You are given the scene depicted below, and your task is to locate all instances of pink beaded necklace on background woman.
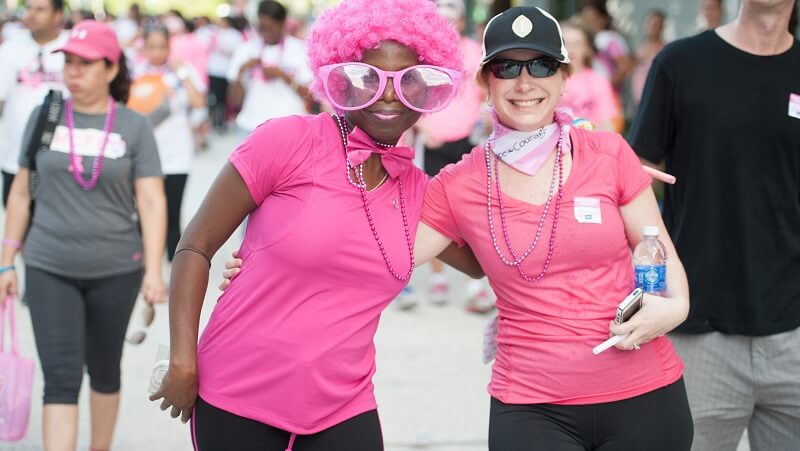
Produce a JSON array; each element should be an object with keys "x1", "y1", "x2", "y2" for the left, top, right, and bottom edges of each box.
[{"x1": 65, "y1": 95, "x2": 116, "y2": 191}]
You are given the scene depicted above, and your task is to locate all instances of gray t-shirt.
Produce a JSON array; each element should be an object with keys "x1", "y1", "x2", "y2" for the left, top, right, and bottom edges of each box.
[{"x1": 20, "y1": 103, "x2": 162, "y2": 278}]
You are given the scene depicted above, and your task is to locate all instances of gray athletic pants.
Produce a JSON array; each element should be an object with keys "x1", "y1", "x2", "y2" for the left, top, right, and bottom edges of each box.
[{"x1": 25, "y1": 266, "x2": 143, "y2": 404}]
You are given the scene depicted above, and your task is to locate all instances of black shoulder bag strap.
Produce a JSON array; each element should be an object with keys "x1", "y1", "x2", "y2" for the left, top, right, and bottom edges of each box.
[{"x1": 26, "y1": 89, "x2": 64, "y2": 217}]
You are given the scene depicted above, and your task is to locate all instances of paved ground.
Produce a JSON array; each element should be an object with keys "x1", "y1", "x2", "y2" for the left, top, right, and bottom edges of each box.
[{"x1": 2, "y1": 130, "x2": 749, "y2": 450}]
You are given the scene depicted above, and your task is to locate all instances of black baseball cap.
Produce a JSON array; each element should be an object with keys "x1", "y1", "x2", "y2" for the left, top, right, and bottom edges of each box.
[{"x1": 481, "y1": 7, "x2": 571, "y2": 65}]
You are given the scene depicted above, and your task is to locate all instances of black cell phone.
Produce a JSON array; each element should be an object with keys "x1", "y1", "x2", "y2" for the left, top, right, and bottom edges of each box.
[{"x1": 615, "y1": 288, "x2": 644, "y2": 324}]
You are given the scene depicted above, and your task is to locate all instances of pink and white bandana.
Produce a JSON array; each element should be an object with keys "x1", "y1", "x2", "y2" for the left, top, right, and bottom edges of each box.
[{"x1": 487, "y1": 109, "x2": 572, "y2": 176}]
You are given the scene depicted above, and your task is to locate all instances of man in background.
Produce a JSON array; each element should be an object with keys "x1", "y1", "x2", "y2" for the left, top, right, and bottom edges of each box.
[
  {"x1": 0, "y1": 0, "x2": 67, "y2": 206},
  {"x1": 226, "y1": 0, "x2": 311, "y2": 135},
  {"x1": 629, "y1": 1, "x2": 800, "y2": 449}
]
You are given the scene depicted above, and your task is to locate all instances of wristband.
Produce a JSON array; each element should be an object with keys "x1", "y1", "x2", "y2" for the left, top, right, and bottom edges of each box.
[
  {"x1": 2, "y1": 239, "x2": 22, "y2": 250},
  {"x1": 0, "y1": 265, "x2": 15, "y2": 274},
  {"x1": 174, "y1": 246, "x2": 212, "y2": 267}
]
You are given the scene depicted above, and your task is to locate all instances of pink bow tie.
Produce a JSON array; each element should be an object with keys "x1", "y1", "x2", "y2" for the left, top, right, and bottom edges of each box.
[{"x1": 346, "y1": 127, "x2": 414, "y2": 179}]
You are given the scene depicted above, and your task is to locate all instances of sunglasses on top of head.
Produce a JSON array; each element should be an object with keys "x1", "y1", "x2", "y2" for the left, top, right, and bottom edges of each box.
[{"x1": 486, "y1": 57, "x2": 561, "y2": 80}]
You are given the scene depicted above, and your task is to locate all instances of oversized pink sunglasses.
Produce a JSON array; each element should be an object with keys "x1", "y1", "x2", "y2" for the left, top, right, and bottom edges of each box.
[{"x1": 318, "y1": 62, "x2": 463, "y2": 113}]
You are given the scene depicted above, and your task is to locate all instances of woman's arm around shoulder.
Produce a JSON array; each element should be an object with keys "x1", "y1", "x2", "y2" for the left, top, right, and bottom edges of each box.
[
  {"x1": 415, "y1": 162, "x2": 484, "y2": 278},
  {"x1": 415, "y1": 223, "x2": 484, "y2": 279}
]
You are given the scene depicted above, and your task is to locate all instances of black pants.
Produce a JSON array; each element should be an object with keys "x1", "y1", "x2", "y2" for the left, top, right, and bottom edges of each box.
[
  {"x1": 3, "y1": 170, "x2": 15, "y2": 207},
  {"x1": 165, "y1": 174, "x2": 188, "y2": 261},
  {"x1": 25, "y1": 266, "x2": 143, "y2": 404},
  {"x1": 208, "y1": 75, "x2": 229, "y2": 129},
  {"x1": 489, "y1": 378, "x2": 693, "y2": 451},
  {"x1": 423, "y1": 136, "x2": 474, "y2": 176},
  {"x1": 192, "y1": 397, "x2": 384, "y2": 451}
]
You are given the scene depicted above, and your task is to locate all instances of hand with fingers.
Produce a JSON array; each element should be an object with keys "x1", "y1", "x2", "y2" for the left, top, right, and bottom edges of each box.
[
  {"x1": 149, "y1": 364, "x2": 198, "y2": 423},
  {"x1": 609, "y1": 293, "x2": 688, "y2": 351},
  {"x1": 239, "y1": 58, "x2": 261, "y2": 78},
  {"x1": 218, "y1": 250, "x2": 243, "y2": 291},
  {"x1": 141, "y1": 270, "x2": 167, "y2": 304},
  {"x1": 262, "y1": 65, "x2": 288, "y2": 82},
  {"x1": 0, "y1": 267, "x2": 18, "y2": 305}
]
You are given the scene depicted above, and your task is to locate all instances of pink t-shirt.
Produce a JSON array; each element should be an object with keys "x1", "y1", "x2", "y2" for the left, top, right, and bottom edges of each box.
[
  {"x1": 197, "y1": 114, "x2": 427, "y2": 434},
  {"x1": 169, "y1": 33, "x2": 209, "y2": 89},
  {"x1": 417, "y1": 36, "x2": 484, "y2": 142},
  {"x1": 559, "y1": 68, "x2": 620, "y2": 126},
  {"x1": 421, "y1": 128, "x2": 684, "y2": 405}
]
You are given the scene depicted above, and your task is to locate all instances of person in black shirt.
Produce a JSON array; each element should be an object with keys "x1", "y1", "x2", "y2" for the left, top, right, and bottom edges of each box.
[{"x1": 628, "y1": 0, "x2": 800, "y2": 449}]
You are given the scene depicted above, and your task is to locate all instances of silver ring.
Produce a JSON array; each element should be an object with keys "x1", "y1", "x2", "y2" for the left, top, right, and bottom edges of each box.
[{"x1": 633, "y1": 343, "x2": 641, "y2": 350}]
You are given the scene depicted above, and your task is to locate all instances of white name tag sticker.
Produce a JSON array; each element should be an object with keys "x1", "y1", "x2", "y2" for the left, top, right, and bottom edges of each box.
[
  {"x1": 790, "y1": 93, "x2": 800, "y2": 120},
  {"x1": 574, "y1": 196, "x2": 602, "y2": 224}
]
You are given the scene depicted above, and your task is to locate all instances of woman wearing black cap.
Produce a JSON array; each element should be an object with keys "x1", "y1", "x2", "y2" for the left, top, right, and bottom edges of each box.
[{"x1": 416, "y1": 7, "x2": 693, "y2": 450}]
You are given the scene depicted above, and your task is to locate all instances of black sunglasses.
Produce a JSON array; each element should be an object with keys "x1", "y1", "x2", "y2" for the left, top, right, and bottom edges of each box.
[{"x1": 486, "y1": 57, "x2": 561, "y2": 80}]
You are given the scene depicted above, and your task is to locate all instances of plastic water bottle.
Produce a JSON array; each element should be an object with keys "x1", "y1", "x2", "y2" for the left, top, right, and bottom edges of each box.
[
  {"x1": 633, "y1": 226, "x2": 667, "y2": 296},
  {"x1": 148, "y1": 344, "x2": 170, "y2": 394}
]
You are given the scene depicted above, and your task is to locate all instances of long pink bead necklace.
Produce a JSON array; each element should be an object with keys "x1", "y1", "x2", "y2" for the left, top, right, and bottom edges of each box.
[
  {"x1": 333, "y1": 114, "x2": 415, "y2": 281},
  {"x1": 485, "y1": 124, "x2": 566, "y2": 282},
  {"x1": 65, "y1": 96, "x2": 116, "y2": 190}
]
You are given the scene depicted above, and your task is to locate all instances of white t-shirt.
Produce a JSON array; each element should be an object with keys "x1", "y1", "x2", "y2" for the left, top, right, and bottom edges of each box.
[
  {"x1": 114, "y1": 18, "x2": 138, "y2": 46},
  {"x1": 194, "y1": 24, "x2": 213, "y2": 49},
  {"x1": 226, "y1": 36, "x2": 312, "y2": 132},
  {"x1": 0, "y1": 31, "x2": 68, "y2": 173},
  {"x1": 208, "y1": 27, "x2": 244, "y2": 78},
  {"x1": 1, "y1": 21, "x2": 26, "y2": 42},
  {"x1": 132, "y1": 63, "x2": 207, "y2": 174}
]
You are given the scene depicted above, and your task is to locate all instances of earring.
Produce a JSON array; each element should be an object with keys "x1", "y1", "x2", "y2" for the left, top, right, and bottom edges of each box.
[{"x1": 487, "y1": 97, "x2": 492, "y2": 107}]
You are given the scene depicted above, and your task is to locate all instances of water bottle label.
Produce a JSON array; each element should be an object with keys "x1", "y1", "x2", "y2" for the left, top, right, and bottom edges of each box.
[{"x1": 635, "y1": 264, "x2": 666, "y2": 293}]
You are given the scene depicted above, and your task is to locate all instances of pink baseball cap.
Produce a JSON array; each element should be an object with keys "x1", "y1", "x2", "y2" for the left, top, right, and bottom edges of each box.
[{"x1": 53, "y1": 20, "x2": 122, "y2": 63}]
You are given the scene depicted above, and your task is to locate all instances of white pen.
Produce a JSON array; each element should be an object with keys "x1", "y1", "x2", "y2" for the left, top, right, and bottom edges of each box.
[{"x1": 592, "y1": 333, "x2": 629, "y2": 355}]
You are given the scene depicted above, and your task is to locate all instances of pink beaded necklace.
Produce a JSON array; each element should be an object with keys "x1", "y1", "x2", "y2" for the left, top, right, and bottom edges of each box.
[
  {"x1": 333, "y1": 114, "x2": 415, "y2": 281},
  {"x1": 65, "y1": 96, "x2": 116, "y2": 190},
  {"x1": 485, "y1": 123, "x2": 567, "y2": 282}
]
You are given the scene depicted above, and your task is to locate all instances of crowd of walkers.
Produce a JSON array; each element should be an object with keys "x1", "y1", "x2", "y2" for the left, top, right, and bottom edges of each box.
[{"x1": 0, "y1": 0, "x2": 798, "y2": 450}]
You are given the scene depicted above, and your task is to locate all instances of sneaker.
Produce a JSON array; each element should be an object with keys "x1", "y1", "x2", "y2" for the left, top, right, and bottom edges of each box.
[
  {"x1": 394, "y1": 286, "x2": 419, "y2": 310},
  {"x1": 466, "y1": 289, "x2": 495, "y2": 315},
  {"x1": 429, "y1": 281, "x2": 448, "y2": 306}
]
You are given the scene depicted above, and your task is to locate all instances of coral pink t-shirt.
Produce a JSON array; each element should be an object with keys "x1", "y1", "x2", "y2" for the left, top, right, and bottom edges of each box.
[
  {"x1": 197, "y1": 114, "x2": 427, "y2": 434},
  {"x1": 559, "y1": 68, "x2": 621, "y2": 126},
  {"x1": 421, "y1": 128, "x2": 684, "y2": 405}
]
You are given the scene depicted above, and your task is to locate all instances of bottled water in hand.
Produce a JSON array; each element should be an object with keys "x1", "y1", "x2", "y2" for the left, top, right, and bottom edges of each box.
[{"x1": 633, "y1": 226, "x2": 667, "y2": 296}]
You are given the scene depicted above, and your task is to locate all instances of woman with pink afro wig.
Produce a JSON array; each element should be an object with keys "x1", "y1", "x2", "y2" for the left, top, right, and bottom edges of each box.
[
  {"x1": 151, "y1": 0, "x2": 481, "y2": 450},
  {"x1": 306, "y1": 0, "x2": 464, "y2": 101}
]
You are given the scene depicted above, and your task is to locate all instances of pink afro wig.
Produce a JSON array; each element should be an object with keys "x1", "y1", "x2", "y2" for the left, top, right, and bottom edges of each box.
[{"x1": 307, "y1": 0, "x2": 464, "y2": 101}]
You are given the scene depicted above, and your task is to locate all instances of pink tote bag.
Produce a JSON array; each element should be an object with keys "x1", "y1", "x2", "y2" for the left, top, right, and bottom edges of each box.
[{"x1": 0, "y1": 296, "x2": 34, "y2": 441}]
